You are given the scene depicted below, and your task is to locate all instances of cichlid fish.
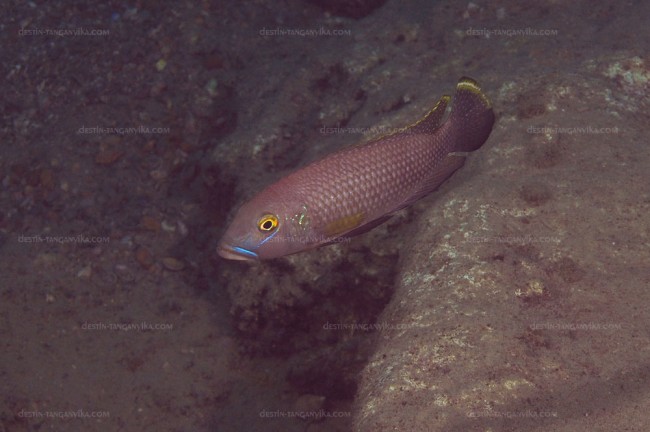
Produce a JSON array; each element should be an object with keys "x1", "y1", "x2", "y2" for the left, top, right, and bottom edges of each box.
[{"x1": 218, "y1": 77, "x2": 495, "y2": 260}]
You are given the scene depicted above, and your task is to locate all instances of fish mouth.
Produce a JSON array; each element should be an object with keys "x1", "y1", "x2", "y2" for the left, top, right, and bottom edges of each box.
[{"x1": 217, "y1": 243, "x2": 259, "y2": 261}]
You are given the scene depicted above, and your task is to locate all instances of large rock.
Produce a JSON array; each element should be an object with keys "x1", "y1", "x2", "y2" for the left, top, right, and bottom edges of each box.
[{"x1": 354, "y1": 64, "x2": 650, "y2": 431}]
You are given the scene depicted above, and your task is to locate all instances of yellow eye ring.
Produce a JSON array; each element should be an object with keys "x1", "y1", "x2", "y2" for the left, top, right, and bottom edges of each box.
[{"x1": 258, "y1": 214, "x2": 279, "y2": 232}]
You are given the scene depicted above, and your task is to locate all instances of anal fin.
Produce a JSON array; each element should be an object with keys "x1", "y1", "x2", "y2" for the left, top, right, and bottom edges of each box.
[
  {"x1": 339, "y1": 214, "x2": 393, "y2": 239},
  {"x1": 319, "y1": 214, "x2": 394, "y2": 247}
]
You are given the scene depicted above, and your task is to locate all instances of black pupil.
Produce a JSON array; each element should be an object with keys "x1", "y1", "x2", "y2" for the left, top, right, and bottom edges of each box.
[{"x1": 262, "y1": 220, "x2": 274, "y2": 230}]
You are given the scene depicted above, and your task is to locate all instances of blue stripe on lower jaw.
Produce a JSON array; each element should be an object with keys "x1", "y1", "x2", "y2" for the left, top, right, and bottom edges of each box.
[
  {"x1": 217, "y1": 243, "x2": 259, "y2": 261},
  {"x1": 232, "y1": 247, "x2": 259, "y2": 259}
]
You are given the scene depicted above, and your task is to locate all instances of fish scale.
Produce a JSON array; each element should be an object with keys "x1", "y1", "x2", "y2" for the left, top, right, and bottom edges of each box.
[
  {"x1": 291, "y1": 134, "x2": 440, "y2": 233},
  {"x1": 218, "y1": 77, "x2": 495, "y2": 260}
]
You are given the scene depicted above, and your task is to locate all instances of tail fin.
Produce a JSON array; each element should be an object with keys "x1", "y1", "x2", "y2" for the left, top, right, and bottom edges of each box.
[
  {"x1": 386, "y1": 77, "x2": 494, "y2": 212},
  {"x1": 447, "y1": 77, "x2": 495, "y2": 152}
]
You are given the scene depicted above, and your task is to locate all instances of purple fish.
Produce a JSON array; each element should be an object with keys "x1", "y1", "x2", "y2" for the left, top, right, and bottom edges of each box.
[{"x1": 218, "y1": 77, "x2": 495, "y2": 260}]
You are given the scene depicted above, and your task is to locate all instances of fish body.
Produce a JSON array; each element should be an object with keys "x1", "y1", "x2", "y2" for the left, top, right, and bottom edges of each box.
[{"x1": 218, "y1": 77, "x2": 495, "y2": 260}]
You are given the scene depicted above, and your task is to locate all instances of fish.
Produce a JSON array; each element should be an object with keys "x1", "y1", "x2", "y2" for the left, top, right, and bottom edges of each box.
[{"x1": 218, "y1": 77, "x2": 495, "y2": 261}]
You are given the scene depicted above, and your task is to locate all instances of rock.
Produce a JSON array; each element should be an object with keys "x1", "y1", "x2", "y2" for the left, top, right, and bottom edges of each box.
[{"x1": 353, "y1": 71, "x2": 649, "y2": 431}]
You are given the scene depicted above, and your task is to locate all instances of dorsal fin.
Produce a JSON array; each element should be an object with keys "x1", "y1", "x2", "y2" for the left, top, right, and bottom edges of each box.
[
  {"x1": 361, "y1": 94, "x2": 451, "y2": 145},
  {"x1": 403, "y1": 94, "x2": 451, "y2": 135}
]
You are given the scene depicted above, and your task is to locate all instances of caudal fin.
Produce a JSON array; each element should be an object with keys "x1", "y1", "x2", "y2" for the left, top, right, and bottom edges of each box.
[
  {"x1": 392, "y1": 77, "x2": 495, "y2": 210},
  {"x1": 447, "y1": 77, "x2": 495, "y2": 152}
]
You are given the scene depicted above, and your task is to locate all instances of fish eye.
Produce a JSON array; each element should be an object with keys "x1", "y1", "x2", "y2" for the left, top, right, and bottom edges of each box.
[{"x1": 258, "y1": 214, "x2": 279, "y2": 232}]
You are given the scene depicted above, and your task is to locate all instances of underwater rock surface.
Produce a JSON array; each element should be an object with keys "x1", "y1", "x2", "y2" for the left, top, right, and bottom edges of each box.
[
  {"x1": 2, "y1": 0, "x2": 649, "y2": 430},
  {"x1": 354, "y1": 69, "x2": 650, "y2": 431}
]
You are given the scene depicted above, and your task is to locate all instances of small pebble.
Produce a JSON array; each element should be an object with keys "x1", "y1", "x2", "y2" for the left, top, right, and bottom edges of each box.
[
  {"x1": 95, "y1": 150, "x2": 124, "y2": 165},
  {"x1": 177, "y1": 220, "x2": 188, "y2": 237},
  {"x1": 135, "y1": 247, "x2": 154, "y2": 269},
  {"x1": 140, "y1": 215, "x2": 161, "y2": 231},
  {"x1": 149, "y1": 169, "x2": 167, "y2": 180},
  {"x1": 39, "y1": 169, "x2": 55, "y2": 190},
  {"x1": 161, "y1": 257, "x2": 185, "y2": 271},
  {"x1": 161, "y1": 220, "x2": 176, "y2": 233},
  {"x1": 77, "y1": 265, "x2": 92, "y2": 279}
]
